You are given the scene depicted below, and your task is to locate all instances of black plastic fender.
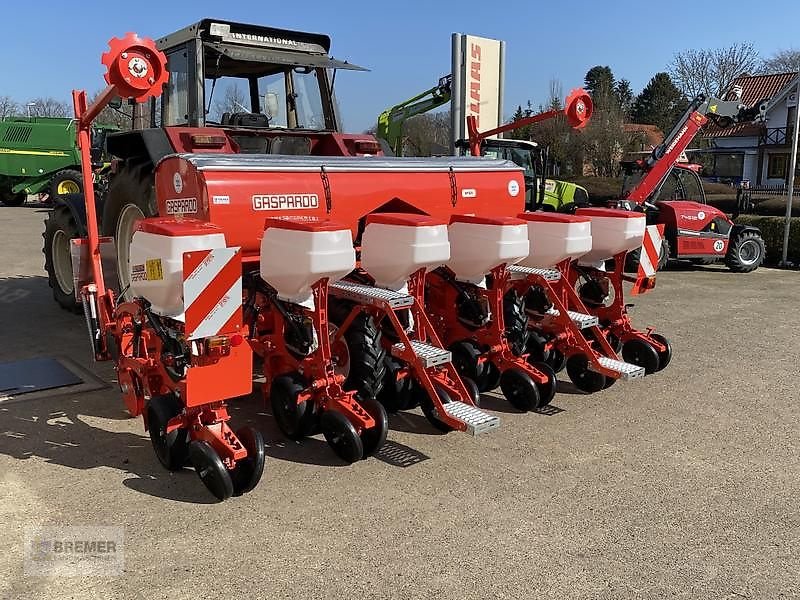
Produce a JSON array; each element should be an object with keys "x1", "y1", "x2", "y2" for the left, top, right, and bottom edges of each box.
[{"x1": 730, "y1": 223, "x2": 762, "y2": 238}]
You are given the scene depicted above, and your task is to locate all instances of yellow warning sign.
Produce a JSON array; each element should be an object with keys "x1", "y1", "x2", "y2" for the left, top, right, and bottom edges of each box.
[{"x1": 145, "y1": 259, "x2": 164, "y2": 281}]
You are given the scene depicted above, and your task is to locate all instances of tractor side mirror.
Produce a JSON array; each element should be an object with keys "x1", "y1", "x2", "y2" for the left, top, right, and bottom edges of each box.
[
  {"x1": 108, "y1": 96, "x2": 123, "y2": 110},
  {"x1": 264, "y1": 93, "x2": 280, "y2": 119}
]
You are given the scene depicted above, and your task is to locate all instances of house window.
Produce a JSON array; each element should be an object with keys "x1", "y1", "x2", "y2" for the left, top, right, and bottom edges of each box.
[
  {"x1": 712, "y1": 153, "x2": 744, "y2": 179},
  {"x1": 768, "y1": 154, "x2": 789, "y2": 179}
]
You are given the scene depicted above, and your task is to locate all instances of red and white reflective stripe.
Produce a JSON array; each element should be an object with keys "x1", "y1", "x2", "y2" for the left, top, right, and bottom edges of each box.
[
  {"x1": 183, "y1": 247, "x2": 242, "y2": 340},
  {"x1": 637, "y1": 225, "x2": 663, "y2": 279}
]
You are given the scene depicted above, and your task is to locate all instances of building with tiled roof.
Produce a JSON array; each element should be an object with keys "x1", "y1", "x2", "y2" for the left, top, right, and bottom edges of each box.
[{"x1": 702, "y1": 72, "x2": 799, "y2": 185}]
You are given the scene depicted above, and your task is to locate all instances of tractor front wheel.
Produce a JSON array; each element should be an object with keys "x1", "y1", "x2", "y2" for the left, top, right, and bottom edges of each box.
[
  {"x1": 725, "y1": 230, "x2": 765, "y2": 273},
  {"x1": 42, "y1": 206, "x2": 81, "y2": 313}
]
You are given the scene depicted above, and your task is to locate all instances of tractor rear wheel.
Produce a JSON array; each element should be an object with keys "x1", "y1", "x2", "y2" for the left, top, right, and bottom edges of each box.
[
  {"x1": 42, "y1": 206, "x2": 81, "y2": 313},
  {"x1": 329, "y1": 302, "x2": 387, "y2": 402},
  {"x1": 102, "y1": 166, "x2": 157, "y2": 294},
  {"x1": 725, "y1": 230, "x2": 765, "y2": 273},
  {"x1": 503, "y1": 289, "x2": 530, "y2": 356},
  {"x1": 50, "y1": 169, "x2": 83, "y2": 199}
]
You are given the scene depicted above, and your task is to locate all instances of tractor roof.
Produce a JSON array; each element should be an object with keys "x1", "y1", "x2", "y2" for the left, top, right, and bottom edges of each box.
[{"x1": 155, "y1": 19, "x2": 366, "y2": 73}]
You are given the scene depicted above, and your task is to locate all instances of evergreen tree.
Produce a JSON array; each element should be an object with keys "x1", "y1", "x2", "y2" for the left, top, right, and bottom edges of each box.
[
  {"x1": 631, "y1": 73, "x2": 688, "y2": 134},
  {"x1": 614, "y1": 78, "x2": 634, "y2": 118},
  {"x1": 584, "y1": 66, "x2": 615, "y2": 100}
]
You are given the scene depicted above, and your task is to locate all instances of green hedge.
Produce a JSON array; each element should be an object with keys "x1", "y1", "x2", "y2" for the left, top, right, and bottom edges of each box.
[{"x1": 735, "y1": 215, "x2": 800, "y2": 263}]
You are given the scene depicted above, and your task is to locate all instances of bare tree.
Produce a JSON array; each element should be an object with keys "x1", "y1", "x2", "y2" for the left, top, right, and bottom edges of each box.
[
  {"x1": 27, "y1": 97, "x2": 70, "y2": 117},
  {"x1": 670, "y1": 43, "x2": 760, "y2": 98},
  {"x1": 403, "y1": 111, "x2": 451, "y2": 156},
  {"x1": 211, "y1": 83, "x2": 249, "y2": 122},
  {"x1": 0, "y1": 96, "x2": 18, "y2": 119},
  {"x1": 760, "y1": 49, "x2": 800, "y2": 74}
]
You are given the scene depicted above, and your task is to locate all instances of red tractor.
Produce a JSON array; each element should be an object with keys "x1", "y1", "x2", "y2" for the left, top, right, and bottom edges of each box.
[
  {"x1": 44, "y1": 19, "x2": 380, "y2": 312},
  {"x1": 614, "y1": 93, "x2": 769, "y2": 273}
]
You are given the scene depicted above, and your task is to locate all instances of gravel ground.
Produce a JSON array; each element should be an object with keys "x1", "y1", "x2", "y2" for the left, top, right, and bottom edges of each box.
[{"x1": 0, "y1": 204, "x2": 798, "y2": 599}]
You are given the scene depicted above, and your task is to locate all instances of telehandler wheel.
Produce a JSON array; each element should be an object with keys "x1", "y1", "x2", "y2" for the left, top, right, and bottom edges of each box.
[
  {"x1": 419, "y1": 384, "x2": 455, "y2": 433},
  {"x1": 102, "y1": 166, "x2": 157, "y2": 295},
  {"x1": 146, "y1": 394, "x2": 190, "y2": 471},
  {"x1": 358, "y1": 398, "x2": 389, "y2": 458},
  {"x1": 725, "y1": 230, "x2": 765, "y2": 273},
  {"x1": 270, "y1": 374, "x2": 317, "y2": 441},
  {"x1": 621, "y1": 338, "x2": 660, "y2": 375},
  {"x1": 329, "y1": 303, "x2": 387, "y2": 402},
  {"x1": 529, "y1": 361, "x2": 557, "y2": 406},
  {"x1": 648, "y1": 333, "x2": 673, "y2": 372},
  {"x1": 499, "y1": 368, "x2": 541, "y2": 411},
  {"x1": 565, "y1": 354, "x2": 606, "y2": 394},
  {"x1": 188, "y1": 440, "x2": 234, "y2": 502},
  {"x1": 42, "y1": 206, "x2": 81, "y2": 313},
  {"x1": 50, "y1": 169, "x2": 83, "y2": 198},
  {"x1": 462, "y1": 376, "x2": 482, "y2": 408},
  {"x1": 320, "y1": 410, "x2": 364, "y2": 463},
  {"x1": 503, "y1": 289, "x2": 530, "y2": 356},
  {"x1": 230, "y1": 426, "x2": 266, "y2": 496},
  {"x1": 377, "y1": 357, "x2": 415, "y2": 413}
]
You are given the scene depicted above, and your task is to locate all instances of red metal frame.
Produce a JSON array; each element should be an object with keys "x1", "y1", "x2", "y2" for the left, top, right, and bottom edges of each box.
[
  {"x1": 332, "y1": 269, "x2": 477, "y2": 432},
  {"x1": 467, "y1": 89, "x2": 593, "y2": 156}
]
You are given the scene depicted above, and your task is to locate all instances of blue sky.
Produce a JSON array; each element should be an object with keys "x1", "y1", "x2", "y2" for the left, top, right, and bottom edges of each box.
[{"x1": 2, "y1": 0, "x2": 798, "y2": 131}]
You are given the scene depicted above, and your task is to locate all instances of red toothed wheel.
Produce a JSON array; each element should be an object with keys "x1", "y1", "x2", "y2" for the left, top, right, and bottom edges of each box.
[
  {"x1": 101, "y1": 32, "x2": 168, "y2": 102},
  {"x1": 564, "y1": 88, "x2": 593, "y2": 129}
]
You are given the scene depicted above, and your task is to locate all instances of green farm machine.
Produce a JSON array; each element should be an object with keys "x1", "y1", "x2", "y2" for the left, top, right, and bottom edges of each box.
[{"x1": 0, "y1": 116, "x2": 115, "y2": 206}]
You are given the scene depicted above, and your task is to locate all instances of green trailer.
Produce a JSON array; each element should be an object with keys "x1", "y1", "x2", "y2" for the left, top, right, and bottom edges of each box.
[{"x1": 0, "y1": 116, "x2": 115, "y2": 206}]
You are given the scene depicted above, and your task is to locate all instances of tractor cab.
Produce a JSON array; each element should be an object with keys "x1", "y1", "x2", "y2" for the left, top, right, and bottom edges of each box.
[
  {"x1": 621, "y1": 161, "x2": 707, "y2": 207},
  {"x1": 107, "y1": 19, "x2": 378, "y2": 163},
  {"x1": 480, "y1": 138, "x2": 589, "y2": 212}
]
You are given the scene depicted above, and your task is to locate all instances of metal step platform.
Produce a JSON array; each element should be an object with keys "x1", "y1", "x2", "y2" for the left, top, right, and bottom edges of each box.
[
  {"x1": 545, "y1": 307, "x2": 599, "y2": 329},
  {"x1": 442, "y1": 401, "x2": 501, "y2": 435},
  {"x1": 507, "y1": 265, "x2": 561, "y2": 281},
  {"x1": 590, "y1": 357, "x2": 646, "y2": 380},
  {"x1": 330, "y1": 280, "x2": 414, "y2": 309},
  {"x1": 391, "y1": 340, "x2": 451, "y2": 368}
]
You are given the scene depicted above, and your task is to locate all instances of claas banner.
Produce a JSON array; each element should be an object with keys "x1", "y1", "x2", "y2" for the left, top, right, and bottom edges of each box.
[{"x1": 450, "y1": 33, "x2": 505, "y2": 152}]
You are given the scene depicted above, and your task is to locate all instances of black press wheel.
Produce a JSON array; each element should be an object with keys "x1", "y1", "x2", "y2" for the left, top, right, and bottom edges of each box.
[
  {"x1": 527, "y1": 330, "x2": 566, "y2": 373},
  {"x1": 529, "y1": 361, "x2": 557, "y2": 406},
  {"x1": 419, "y1": 384, "x2": 455, "y2": 433},
  {"x1": 320, "y1": 410, "x2": 364, "y2": 463},
  {"x1": 230, "y1": 426, "x2": 266, "y2": 496},
  {"x1": 621, "y1": 338, "x2": 660, "y2": 375},
  {"x1": 357, "y1": 397, "x2": 389, "y2": 457},
  {"x1": 188, "y1": 440, "x2": 234, "y2": 502},
  {"x1": 461, "y1": 376, "x2": 481, "y2": 407},
  {"x1": 648, "y1": 333, "x2": 672, "y2": 372},
  {"x1": 725, "y1": 230, "x2": 765, "y2": 273},
  {"x1": 270, "y1": 374, "x2": 317, "y2": 440},
  {"x1": 146, "y1": 394, "x2": 190, "y2": 471},
  {"x1": 377, "y1": 357, "x2": 415, "y2": 413},
  {"x1": 499, "y1": 368, "x2": 541, "y2": 411},
  {"x1": 565, "y1": 354, "x2": 606, "y2": 393},
  {"x1": 42, "y1": 205, "x2": 82, "y2": 313},
  {"x1": 450, "y1": 341, "x2": 484, "y2": 383}
]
